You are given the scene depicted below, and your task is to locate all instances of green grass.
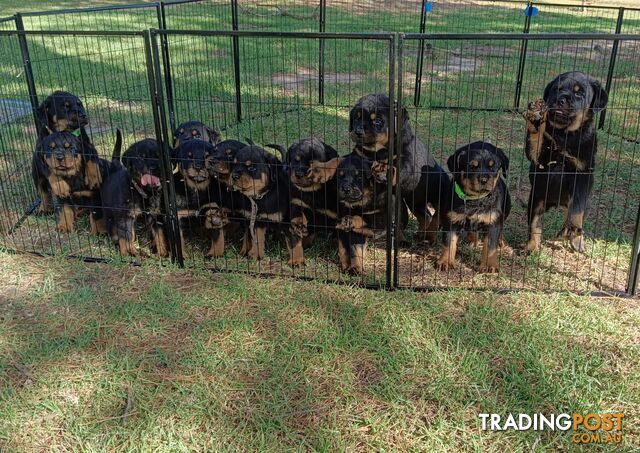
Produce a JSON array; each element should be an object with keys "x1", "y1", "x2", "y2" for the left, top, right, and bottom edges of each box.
[{"x1": 0, "y1": 250, "x2": 638, "y2": 451}]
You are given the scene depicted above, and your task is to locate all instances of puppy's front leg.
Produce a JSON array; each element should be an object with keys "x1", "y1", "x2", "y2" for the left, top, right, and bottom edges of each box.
[
  {"x1": 436, "y1": 228, "x2": 459, "y2": 271},
  {"x1": 479, "y1": 226, "x2": 501, "y2": 273}
]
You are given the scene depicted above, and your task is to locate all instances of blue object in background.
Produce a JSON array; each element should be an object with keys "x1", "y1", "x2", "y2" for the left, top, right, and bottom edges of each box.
[
  {"x1": 424, "y1": 2, "x2": 433, "y2": 13},
  {"x1": 525, "y1": 6, "x2": 539, "y2": 17}
]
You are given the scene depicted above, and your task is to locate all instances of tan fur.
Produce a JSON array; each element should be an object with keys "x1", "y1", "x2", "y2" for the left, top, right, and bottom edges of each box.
[
  {"x1": 38, "y1": 188, "x2": 54, "y2": 214},
  {"x1": 47, "y1": 175, "x2": 72, "y2": 199},
  {"x1": 52, "y1": 116, "x2": 69, "y2": 132},
  {"x1": 89, "y1": 214, "x2": 107, "y2": 235},
  {"x1": 290, "y1": 198, "x2": 311, "y2": 209},
  {"x1": 336, "y1": 215, "x2": 374, "y2": 238},
  {"x1": 437, "y1": 232, "x2": 459, "y2": 271},
  {"x1": 308, "y1": 157, "x2": 342, "y2": 184},
  {"x1": 316, "y1": 209, "x2": 337, "y2": 219},
  {"x1": 182, "y1": 166, "x2": 212, "y2": 191},
  {"x1": 349, "y1": 243, "x2": 366, "y2": 275},
  {"x1": 84, "y1": 160, "x2": 102, "y2": 189},
  {"x1": 287, "y1": 239, "x2": 305, "y2": 268},
  {"x1": 523, "y1": 98, "x2": 548, "y2": 165},
  {"x1": 234, "y1": 172, "x2": 267, "y2": 197},
  {"x1": 479, "y1": 236, "x2": 499, "y2": 273},
  {"x1": 118, "y1": 235, "x2": 138, "y2": 257},
  {"x1": 239, "y1": 229, "x2": 252, "y2": 256},
  {"x1": 57, "y1": 204, "x2": 76, "y2": 233},
  {"x1": 247, "y1": 226, "x2": 266, "y2": 260},
  {"x1": 447, "y1": 209, "x2": 501, "y2": 226},
  {"x1": 152, "y1": 228, "x2": 169, "y2": 257},
  {"x1": 338, "y1": 239, "x2": 350, "y2": 272},
  {"x1": 290, "y1": 213, "x2": 308, "y2": 238},
  {"x1": 207, "y1": 230, "x2": 225, "y2": 258}
]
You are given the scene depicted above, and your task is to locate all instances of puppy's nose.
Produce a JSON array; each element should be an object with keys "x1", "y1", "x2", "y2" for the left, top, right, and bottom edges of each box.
[
  {"x1": 354, "y1": 128, "x2": 364, "y2": 137},
  {"x1": 480, "y1": 176, "x2": 489, "y2": 184},
  {"x1": 231, "y1": 173, "x2": 241, "y2": 181},
  {"x1": 55, "y1": 153, "x2": 65, "y2": 161},
  {"x1": 194, "y1": 161, "x2": 203, "y2": 170},
  {"x1": 295, "y1": 168, "x2": 306, "y2": 178}
]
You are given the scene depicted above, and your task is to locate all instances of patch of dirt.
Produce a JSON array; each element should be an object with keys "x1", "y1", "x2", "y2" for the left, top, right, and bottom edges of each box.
[
  {"x1": 427, "y1": 55, "x2": 481, "y2": 78},
  {"x1": 272, "y1": 67, "x2": 364, "y2": 92}
]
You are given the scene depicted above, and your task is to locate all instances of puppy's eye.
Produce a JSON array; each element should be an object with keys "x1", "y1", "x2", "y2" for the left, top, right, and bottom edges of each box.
[
  {"x1": 49, "y1": 142, "x2": 56, "y2": 149},
  {"x1": 354, "y1": 170, "x2": 359, "y2": 176},
  {"x1": 373, "y1": 118, "x2": 383, "y2": 128},
  {"x1": 64, "y1": 142, "x2": 71, "y2": 149},
  {"x1": 471, "y1": 160, "x2": 479, "y2": 168},
  {"x1": 188, "y1": 152, "x2": 193, "y2": 158},
  {"x1": 204, "y1": 152, "x2": 210, "y2": 158},
  {"x1": 64, "y1": 102, "x2": 70, "y2": 108},
  {"x1": 179, "y1": 128, "x2": 184, "y2": 134},
  {"x1": 248, "y1": 166, "x2": 256, "y2": 172},
  {"x1": 226, "y1": 149, "x2": 232, "y2": 155},
  {"x1": 339, "y1": 171, "x2": 345, "y2": 177},
  {"x1": 295, "y1": 155, "x2": 301, "y2": 162},
  {"x1": 488, "y1": 160, "x2": 495, "y2": 168}
]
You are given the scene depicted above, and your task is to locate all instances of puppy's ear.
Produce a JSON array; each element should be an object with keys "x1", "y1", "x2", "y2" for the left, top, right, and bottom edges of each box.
[
  {"x1": 324, "y1": 143, "x2": 338, "y2": 160},
  {"x1": 447, "y1": 154, "x2": 456, "y2": 173},
  {"x1": 494, "y1": 146, "x2": 509, "y2": 178},
  {"x1": 169, "y1": 145, "x2": 182, "y2": 166},
  {"x1": 37, "y1": 125, "x2": 50, "y2": 144},
  {"x1": 543, "y1": 75, "x2": 561, "y2": 102},
  {"x1": 79, "y1": 128, "x2": 98, "y2": 161},
  {"x1": 206, "y1": 126, "x2": 220, "y2": 145},
  {"x1": 35, "y1": 98, "x2": 50, "y2": 130},
  {"x1": 448, "y1": 149, "x2": 466, "y2": 174},
  {"x1": 589, "y1": 78, "x2": 609, "y2": 113}
]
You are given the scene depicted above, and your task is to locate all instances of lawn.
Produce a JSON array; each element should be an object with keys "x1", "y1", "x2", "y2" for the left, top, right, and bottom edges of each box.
[{"x1": 0, "y1": 250, "x2": 638, "y2": 451}]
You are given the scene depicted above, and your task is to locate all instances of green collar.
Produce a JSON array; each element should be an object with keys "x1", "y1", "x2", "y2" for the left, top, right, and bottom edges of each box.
[
  {"x1": 454, "y1": 181, "x2": 490, "y2": 201},
  {"x1": 71, "y1": 128, "x2": 81, "y2": 137}
]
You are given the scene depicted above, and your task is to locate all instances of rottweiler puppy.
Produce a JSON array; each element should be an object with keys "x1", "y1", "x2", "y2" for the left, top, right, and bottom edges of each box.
[
  {"x1": 101, "y1": 138, "x2": 168, "y2": 257},
  {"x1": 349, "y1": 93, "x2": 449, "y2": 242},
  {"x1": 30, "y1": 128, "x2": 119, "y2": 234},
  {"x1": 229, "y1": 145, "x2": 302, "y2": 266},
  {"x1": 523, "y1": 71, "x2": 608, "y2": 253},
  {"x1": 267, "y1": 138, "x2": 340, "y2": 249},
  {"x1": 172, "y1": 139, "x2": 237, "y2": 258},
  {"x1": 335, "y1": 153, "x2": 397, "y2": 275},
  {"x1": 34, "y1": 91, "x2": 103, "y2": 192},
  {"x1": 172, "y1": 120, "x2": 221, "y2": 148},
  {"x1": 437, "y1": 141, "x2": 511, "y2": 273}
]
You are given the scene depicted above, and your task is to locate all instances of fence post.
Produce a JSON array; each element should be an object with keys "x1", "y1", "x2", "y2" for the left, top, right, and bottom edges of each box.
[
  {"x1": 599, "y1": 7, "x2": 624, "y2": 130},
  {"x1": 394, "y1": 34, "x2": 405, "y2": 289},
  {"x1": 230, "y1": 0, "x2": 242, "y2": 122},
  {"x1": 514, "y1": 1, "x2": 533, "y2": 109},
  {"x1": 157, "y1": 2, "x2": 177, "y2": 133},
  {"x1": 413, "y1": 1, "x2": 428, "y2": 107},
  {"x1": 14, "y1": 13, "x2": 40, "y2": 130},
  {"x1": 318, "y1": 0, "x2": 326, "y2": 105},
  {"x1": 386, "y1": 33, "x2": 397, "y2": 290},
  {"x1": 627, "y1": 201, "x2": 640, "y2": 296},
  {"x1": 144, "y1": 30, "x2": 184, "y2": 267}
]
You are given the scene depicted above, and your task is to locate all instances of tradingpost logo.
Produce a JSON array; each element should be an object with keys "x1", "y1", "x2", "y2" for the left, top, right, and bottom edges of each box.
[{"x1": 479, "y1": 413, "x2": 624, "y2": 444}]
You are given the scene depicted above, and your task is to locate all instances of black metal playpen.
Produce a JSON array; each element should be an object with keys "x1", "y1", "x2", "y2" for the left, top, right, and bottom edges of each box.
[{"x1": 0, "y1": 1, "x2": 639, "y2": 296}]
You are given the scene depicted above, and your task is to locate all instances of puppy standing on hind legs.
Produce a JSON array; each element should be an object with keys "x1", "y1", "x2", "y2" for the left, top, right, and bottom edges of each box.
[
  {"x1": 437, "y1": 141, "x2": 511, "y2": 273},
  {"x1": 523, "y1": 71, "x2": 608, "y2": 253}
]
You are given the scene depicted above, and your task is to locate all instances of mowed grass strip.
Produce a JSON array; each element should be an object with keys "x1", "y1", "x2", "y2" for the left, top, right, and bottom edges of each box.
[{"x1": 0, "y1": 250, "x2": 638, "y2": 451}]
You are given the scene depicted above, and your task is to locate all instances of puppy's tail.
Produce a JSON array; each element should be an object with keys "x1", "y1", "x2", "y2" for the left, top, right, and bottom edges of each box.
[
  {"x1": 265, "y1": 143, "x2": 286, "y2": 161},
  {"x1": 111, "y1": 128, "x2": 122, "y2": 163}
]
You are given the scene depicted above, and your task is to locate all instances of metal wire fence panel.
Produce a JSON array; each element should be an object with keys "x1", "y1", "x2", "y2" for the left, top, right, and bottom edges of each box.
[
  {"x1": 324, "y1": 0, "x2": 424, "y2": 33},
  {"x1": 400, "y1": 34, "x2": 640, "y2": 294},
  {"x1": 0, "y1": 31, "x2": 166, "y2": 261},
  {"x1": 18, "y1": 4, "x2": 161, "y2": 31},
  {"x1": 237, "y1": 0, "x2": 320, "y2": 31},
  {"x1": 155, "y1": 30, "x2": 394, "y2": 287},
  {"x1": 0, "y1": 16, "x2": 15, "y2": 31},
  {"x1": 163, "y1": 0, "x2": 232, "y2": 30}
]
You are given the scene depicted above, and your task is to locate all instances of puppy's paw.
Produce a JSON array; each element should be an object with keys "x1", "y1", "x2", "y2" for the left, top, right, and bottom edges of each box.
[
  {"x1": 523, "y1": 99, "x2": 548, "y2": 131},
  {"x1": 436, "y1": 255, "x2": 455, "y2": 271},
  {"x1": 308, "y1": 158, "x2": 340, "y2": 184},
  {"x1": 204, "y1": 207, "x2": 228, "y2": 229},
  {"x1": 371, "y1": 161, "x2": 389, "y2": 184},
  {"x1": 570, "y1": 234, "x2": 586, "y2": 254},
  {"x1": 479, "y1": 263, "x2": 499, "y2": 274},
  {"x1": 336, "y1": 216, "x2": 353, "y2": 232},
  {"x1": 525, "y1": 238, "x2": 542, "y2": 254},
  {"x1": 288, "y1": 256, "x2": 305, "y2": 269},
  {"x1": 84, "y1": 160, "x2": 103, "y2": 190},
  {"x1": 347, "y1": 265, "x2": 364, "y2": 276},
  {"x1": 289, "y1": 216, "x2": 308, "y2": 238}
]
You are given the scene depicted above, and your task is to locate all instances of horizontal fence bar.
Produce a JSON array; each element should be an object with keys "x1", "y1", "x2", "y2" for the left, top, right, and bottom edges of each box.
[
  {"x1": 0, "y1": 15, "x2": 15, "y2": 23},
  {"x1": 152, "y1": 29, "x2": 395, "y2": 40},
  {"x1": 472, "y1": 0, "x2": 640, "y2": 11},
  {"x1": 18, "y1": 2, "x2": 159, "y2": 17},
  {"x1": 163, "y1": 0, "x2": 206, "y2": 5},
  {"x1": 0, "y1": 30, "x2": 147, "y2": 36},
  {"x1": 404, "y1": 32, "x2": 640, "y2": 40}
]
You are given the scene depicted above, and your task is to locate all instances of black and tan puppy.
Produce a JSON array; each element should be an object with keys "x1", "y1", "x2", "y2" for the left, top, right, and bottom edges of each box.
[
  {"x1": 229, "y1": 145, "x2": 302, "y2": 266},
  {"x1": 172, "y1": 139, "x2": 235, "y2": 258},
  {"x1": 267, "y1": 138, "x2": 340, "y2": 250},
  {"x1": 335, "y1": 153, "x2": 396, "y2": 275},
  {"x1": 349, "y1": 93, "x2": 449, "y2": 242},
  {"x1": 172, "y1": 120, "x2": 221, "y2": 148},
  {"x1": 523, "y1": 71, "x2": 608, "y2": 253},
  {"x1": 34, "y1": 91, "x2": 103, "y2": 191},
  {"x1": 437, "y1": 141, "x2": 511, "y2": 273},
  {"x1": 30, "y1": 128, "x2": 118, "y2": 234},
  {"x1": 101, "y1": 139, "x2": 167, "y2": 257}
]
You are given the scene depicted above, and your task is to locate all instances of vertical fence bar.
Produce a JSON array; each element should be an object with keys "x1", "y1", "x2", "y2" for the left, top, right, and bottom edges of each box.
[
  {"x1": 599, "y1": 7, "x2": 624, "y2": 130},
  {"x1": 145, "y1": 30, "x2": 184, "y2": 266},
  {"x1": 514, "y1": 1, "x2": 533, "y2": 109},
  {"x1": 318, "y1": 0, "x2": 326, "y2": 105},
  {"x1": 14, "y1": 14, "x2": 40, "y2": 130},
  {"x1": 394, "y1": 33, "x2": 405, "y2": 288},
  {"x1": 230, "y1": 0, "x2": 242, "y2": 122},
  {"x1": 386, "y1": 34, "x2": 396, "y2": 289},
  {"x1": 627, "y1": 202, "x2": 640, "y2": 296},
  {"x1": 158, "y1": 2, "x2": 177, "y2": 132},
  {"x1": 413, "y1": 1, "x2": 428, "y2": 107}
]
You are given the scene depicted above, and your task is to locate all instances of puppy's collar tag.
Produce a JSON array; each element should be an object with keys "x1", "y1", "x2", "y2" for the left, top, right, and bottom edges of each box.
[
  {"x1": 454, "y1": 181, "x2": 489, "y2": 201},
  {"x1": 71, "y1": 128, "x2": 81, "y2": 137}
]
